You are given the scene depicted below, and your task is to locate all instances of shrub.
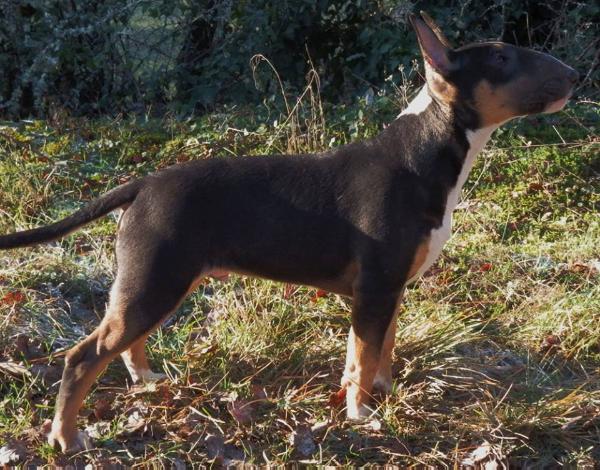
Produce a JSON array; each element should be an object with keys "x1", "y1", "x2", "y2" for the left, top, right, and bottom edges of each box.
[{"x1": 0, "y1": 0, "x2": 597, "y2": 117}]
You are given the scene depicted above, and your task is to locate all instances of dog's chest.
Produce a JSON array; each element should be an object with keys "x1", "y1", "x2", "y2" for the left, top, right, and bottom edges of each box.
[{"x1": 407, "y1": 125, "x2": 495, "y2": 284}]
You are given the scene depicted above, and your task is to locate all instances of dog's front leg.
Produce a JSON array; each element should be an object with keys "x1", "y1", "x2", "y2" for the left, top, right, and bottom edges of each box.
[
  {"x1": 342, "y1": 288, "x2": 399, "y2": 419},
  {"x1": 372, "y1": 308, "x2": 400, "y2": 395}
]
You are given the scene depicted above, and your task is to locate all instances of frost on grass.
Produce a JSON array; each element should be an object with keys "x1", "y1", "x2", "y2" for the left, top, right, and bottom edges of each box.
[{"x1": 0, "y1": 109, "x2": 598, "y2": 466}]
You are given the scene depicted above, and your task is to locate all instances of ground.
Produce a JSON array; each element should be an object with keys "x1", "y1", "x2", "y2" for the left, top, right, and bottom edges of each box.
[{"x1": 0, "y1": 94, "x2": 598, "y2": 467}]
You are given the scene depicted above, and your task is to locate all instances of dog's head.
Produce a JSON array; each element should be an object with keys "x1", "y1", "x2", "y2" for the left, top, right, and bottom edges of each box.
[{"x1": 409, "y1": 11, "x2": 578, "y2": 127}]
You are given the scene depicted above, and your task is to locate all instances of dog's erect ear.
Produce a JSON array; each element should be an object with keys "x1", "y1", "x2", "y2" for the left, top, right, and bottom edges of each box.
[
  {"x1": 409, "y1": 11, "x2": 455, "y2": 76},
  {"x1": 419, "y1": 11, "x2": 453, "y2": 48}
]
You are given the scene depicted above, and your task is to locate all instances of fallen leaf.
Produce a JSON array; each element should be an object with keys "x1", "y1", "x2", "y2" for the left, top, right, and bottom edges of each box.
[
  {"x1": 540, "y1": 334, "x2": 561, "y2": 354},
  {"x1": 205, "y1": 433, "x2": 225, "y2": 461},
  {"x1": 0, "y1": 440, "x2": 27, "y2": 465},
  {"x1": 569, "y1": 262, "x2": 598, "y2": 276},
  {"x1": 479, "y1": 262, "x2": 493, "y2": 272},
  {"x1": 227, "y1": 400, "x2": 254, "y2": 425},
  {"x1": 129, "y1": 381, "x2": 158, "y2": 395},
  {"x1": 328, "y1": 388, "x2": 346, "y2": 408},
  {"x1": 462, "y1": 441, "x2": 508, "y2": 469},
  {"x1": 85, "y1": 421, "x2": 111, "y2": 439},
  {"x1": 288, "y1": 425, "x2": 316, "y2": 458},
  {"x1": 310, "y1": 289, "x2": 328, "y2": 302},
  {"x1": 122, "y1": 400, "x2": 149, "y2": 435},
  {"x1": 528, "y1": 182, "x2": 544, "y2": 192},
  {"x1": 93, "y1": 398, "x2": 113, "y2": 421},
  {"x1": 122, "y1": 410, "x2": 146, "y2": 434},
  {"x1": 0, "y1": 291, "x2": 25, "y2": 305},
  {"x1": 0, "y1": 361, "x2": 31, "y2": 379}
]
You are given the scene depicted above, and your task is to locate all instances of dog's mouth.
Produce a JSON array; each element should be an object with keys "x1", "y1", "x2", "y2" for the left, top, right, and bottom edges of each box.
[
  {"x1": 524, "y1": 80, "x2": 574, "y2": 115},
  {"x1": 540, "y1": 78, "x2": 574, "y2": 114},
  {"x1": 543, "y1": 94, "x2": 571, "y2": 114}
]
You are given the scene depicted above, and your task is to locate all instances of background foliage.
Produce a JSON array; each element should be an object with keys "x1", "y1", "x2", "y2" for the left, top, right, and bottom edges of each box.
[{"x1": 0, "y1": 0, "x2": 598, "y2": 117}]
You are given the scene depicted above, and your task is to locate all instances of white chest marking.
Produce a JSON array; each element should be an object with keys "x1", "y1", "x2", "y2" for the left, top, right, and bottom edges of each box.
[
  {"x1": 398, "y1": 86, "x2": 432, "y2": 118},
  {"x1": 407, "y1": 124, "x2": 498, "y2": 284}
]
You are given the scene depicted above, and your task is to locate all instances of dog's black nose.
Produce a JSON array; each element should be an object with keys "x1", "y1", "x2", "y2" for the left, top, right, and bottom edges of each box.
[{"x1": 567, "y1": 68, "x2": 579, "y2": 84}]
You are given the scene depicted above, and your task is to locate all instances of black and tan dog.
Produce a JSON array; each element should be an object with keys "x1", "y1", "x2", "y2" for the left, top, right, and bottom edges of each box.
[{"x1": 0, "y1": 12, "x2": 577, "y2": 453}]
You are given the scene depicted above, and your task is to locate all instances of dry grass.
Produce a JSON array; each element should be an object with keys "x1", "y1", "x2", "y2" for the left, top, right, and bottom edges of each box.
[{"x1": 0, "y1": 94, "x2": 598, "y2": 467}]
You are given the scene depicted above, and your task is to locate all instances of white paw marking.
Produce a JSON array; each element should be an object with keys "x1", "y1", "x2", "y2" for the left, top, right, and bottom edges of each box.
[
  {"x1": 131, "y1": 369, "x2": 167, "y2": 384},
  {"x1": 345, "y1": 384, "x2": 376, "y2": 421},
  {"x1": 346, "y1": 401, "x2": 374, "y2": 421}
]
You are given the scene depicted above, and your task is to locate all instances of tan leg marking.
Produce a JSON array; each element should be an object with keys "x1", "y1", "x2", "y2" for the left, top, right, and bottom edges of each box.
[
  {"x1": 341, "y1": 326, "x2": 381, "y2": 419},
  {"x1": 48, "y1": 311, "x2": 134, "y2": 453},
  {"x1": 47, "y1": 282, "x2": 172, "y2": 453},
  {"x1": 185, "y1": 269, "x2": 230, "y2": 297},
  {"x1": 373, "y1": 310, "x2": 399, "y2": 394},
  {"x1": 209, "y1": 269, "x2": 230, "y2": 281}
]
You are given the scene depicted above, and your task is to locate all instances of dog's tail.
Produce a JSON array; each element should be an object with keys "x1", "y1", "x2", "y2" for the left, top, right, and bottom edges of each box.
[{"x1": 0, "y1": 179, "x2": 143, "y2": 249}]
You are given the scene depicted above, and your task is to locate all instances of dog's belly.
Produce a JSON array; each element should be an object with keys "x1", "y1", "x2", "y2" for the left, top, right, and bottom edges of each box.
[{"x1": 203, "y1": 262, "x2": 356, "y2": 297}]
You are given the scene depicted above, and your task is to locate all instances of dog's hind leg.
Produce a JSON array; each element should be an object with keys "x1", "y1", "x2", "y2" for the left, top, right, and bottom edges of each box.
[{"x1": 46, "y1": 268, "x2": 190, "y2": 453}]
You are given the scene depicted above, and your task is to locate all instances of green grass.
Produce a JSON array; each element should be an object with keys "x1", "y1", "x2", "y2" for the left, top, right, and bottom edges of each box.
[{"x1": 0, "y1": 98, "x2": 598, "y2": 467}]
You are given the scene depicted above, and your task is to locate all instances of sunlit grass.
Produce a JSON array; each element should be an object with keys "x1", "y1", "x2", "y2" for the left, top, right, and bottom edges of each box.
[{"x1": 0, "y1": 101, "x2": 598, "y2": 465}]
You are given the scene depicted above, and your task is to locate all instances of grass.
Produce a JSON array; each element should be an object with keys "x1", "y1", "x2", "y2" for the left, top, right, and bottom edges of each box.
[{"x1": 0, "y1": 94, "x2": 598, "y2": 467}]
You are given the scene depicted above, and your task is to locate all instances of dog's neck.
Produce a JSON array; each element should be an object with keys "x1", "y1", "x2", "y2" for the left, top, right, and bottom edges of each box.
[
  {"x1": 386, "y1": 85, "x2": 498, "y2": 189},
  {"x1": 370, "y1": 85, "x2": 500, "y2": 228}
]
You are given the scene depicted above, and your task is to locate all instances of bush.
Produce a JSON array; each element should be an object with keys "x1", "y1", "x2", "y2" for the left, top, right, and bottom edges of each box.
[{"x1": 0, "y1": 0, "x2": 597, "y2": 117}]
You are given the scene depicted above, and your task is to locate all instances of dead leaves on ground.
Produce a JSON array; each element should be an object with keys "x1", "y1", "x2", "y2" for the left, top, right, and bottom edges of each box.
[
  {"x1": 461, "y1": 441, "x2": 509, "y2": 470},
  {"x1": 0, "y1": 440, "x2": 27, "y2": 465},
  {"x1": 0, "y1": 290, "x2": 25, "y2": 305}
]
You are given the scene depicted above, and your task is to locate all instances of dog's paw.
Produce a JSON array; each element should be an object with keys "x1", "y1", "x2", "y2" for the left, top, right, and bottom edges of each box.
[
  {"x1": 345, "y1": 401, "x2": 374, "y2": 421},
  {"x1": 345, "y1": 385, "x2": 376, "y2": 421},
  {"x1": 139, "y1": 370, "x2": 168, "y2": 383},
  {"x1": 130, "y1": 369, "x2": 168, "y2": 384},
  {"x1": 372, "y1": 373, "x2": 393, "y2": 395},
  {"x1": 45, "y1": 420, "x2": 93, "y2": 454}
]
